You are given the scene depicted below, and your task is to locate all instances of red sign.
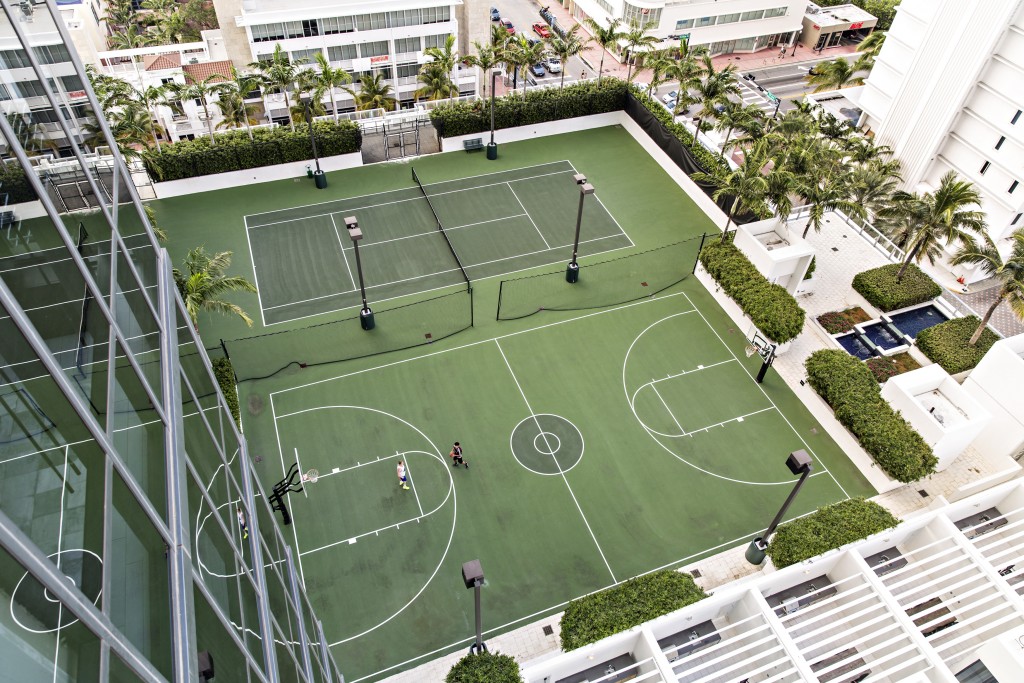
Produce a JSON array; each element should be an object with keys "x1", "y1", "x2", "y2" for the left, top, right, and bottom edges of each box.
[
  {"x1": 370, "y1": 55, "x2": 390, "y2": 64},
  {"x1": 850, "y1": 21, "x2": 864, "y2": 29},
  {"x1": 68, "y1": 90, "x2": 87, "y2": 98},
  {"x1": 813, "y1": 24, "x2": 820, "y2": 30}
]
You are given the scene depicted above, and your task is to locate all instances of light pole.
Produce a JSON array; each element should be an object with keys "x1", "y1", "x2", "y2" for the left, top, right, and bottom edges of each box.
[
  {"x1": 487, "y1": 69, "x2": 499, "y2": 160},
  {"x1": 344, "y1": 216, "x2": 374, "y2": 330},
  {"x1": 745, "y1": 450, "x2": 813, "y2": 565},
  {"x1": 565, "y1": 173, "x2": 594, "y2": 283},
  {"x1": 302, "y1": 95, "x2": 327, "y2": 189},
  {"x1": 462, "y1": 560, "x2": 486, "y2": 654}
]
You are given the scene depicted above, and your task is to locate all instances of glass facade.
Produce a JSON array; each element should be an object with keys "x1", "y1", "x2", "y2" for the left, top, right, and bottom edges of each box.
[{"x1": 0, "y1": 2, "x2": 342, "y2": 681}]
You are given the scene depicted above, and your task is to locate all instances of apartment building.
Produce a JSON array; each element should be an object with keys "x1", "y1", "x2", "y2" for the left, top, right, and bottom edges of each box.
[
  {"x1": 857, "y1": 0, "x2": 1024, "y2": 281},
  {"x1": 567, "y1": 0, "x2": 806, "y2": 57},
  {"x1": 0, "y1": 0, "x2": 343, "y2": 680}
]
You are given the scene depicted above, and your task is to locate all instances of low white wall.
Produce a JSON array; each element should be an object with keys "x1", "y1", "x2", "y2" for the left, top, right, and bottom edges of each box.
[
  {"x1": 151, "y1": 151, "x2": 363, "y2": 199},
  {"x1": 440, "y1": 112, "x2": 624, "y2": 151},
  {"x1": 6, "y1": 200, "x2": 48, "y2": 220}
]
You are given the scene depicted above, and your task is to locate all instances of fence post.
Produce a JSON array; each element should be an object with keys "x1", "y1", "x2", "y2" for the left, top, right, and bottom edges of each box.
[{"x1": 692, "y1": 232, "x2": 707, "y2": 274}]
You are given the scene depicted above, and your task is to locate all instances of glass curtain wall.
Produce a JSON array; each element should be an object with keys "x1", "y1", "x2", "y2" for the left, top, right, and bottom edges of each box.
[{"x1": 0, "y1": 1, "x2": 342, "y2": 681}]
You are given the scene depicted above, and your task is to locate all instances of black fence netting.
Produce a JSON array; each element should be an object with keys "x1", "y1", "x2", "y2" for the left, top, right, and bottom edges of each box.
[
  {"x1": 223, "y1": 288, "x2": 474, "y2": 382},
  {"x1": 496, "y1": 236, "x2": 705, "y2": 320}
]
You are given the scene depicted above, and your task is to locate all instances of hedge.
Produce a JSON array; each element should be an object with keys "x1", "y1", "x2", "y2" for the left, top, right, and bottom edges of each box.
[
  {"x1": 0, "y1": 163, "x2": 38, "y2": 203},
  {"x1": 766, "y1": 498, "x2": 900, "y2": 568},
  {"x1": 142, "y1": 120, "x2": 362, "y2": 181},
  {"x1": 428, "y1": 78, "x2": 630, "y2": 137},
  {"x1": 560, "y1": 570, "x2": 707, "y2": 651},
  {"x1": 627, "y1": 87, "x2": 731, "y2": 178},
  {"x1": 446, "y1": 651, "x2": 520, "y2": 683},
  {"x1": 916, "y1": 316, "x2": 1000, "y2": 374},
  {"x1": 851, "y1": 264, "x2": 941, "y2": 312},
  {"x1": 805, "y1": 350, "x2": 936, "y2": 482},
  {"x1": 699, "y1": 240, "x2": 805, "y2": 343},
  {"x1": 212, "y1": 357, "x2": 240, "y2": 426}
]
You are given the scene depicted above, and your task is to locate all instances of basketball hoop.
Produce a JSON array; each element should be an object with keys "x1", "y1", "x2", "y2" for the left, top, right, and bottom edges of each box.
[
  {"x1": 303, "y1": 469, "x2": 319, "y2": 483},
  {"x1": 745, "y1": 343, "x2": 758, "y2": 358}
]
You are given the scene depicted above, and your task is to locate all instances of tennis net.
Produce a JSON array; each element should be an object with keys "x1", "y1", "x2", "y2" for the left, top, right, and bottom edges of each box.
[
  {"x1": 411, "y1": 166, "x2": 470, "y2": 288},
  {"x1": 496, "y1": 235, "x2": 706, "y2": 320},
  {"x1": 221, "y1": 288, "x2": 474, "y2": 382}
]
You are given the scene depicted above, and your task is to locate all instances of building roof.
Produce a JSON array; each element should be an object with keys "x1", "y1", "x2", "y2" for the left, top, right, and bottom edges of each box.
[
  {"x1": 183, "y1": 60, "x2": 232, "y2": 84},
  {"x1": 142, "y1": 52, "x2": 181, "y2": 71}
]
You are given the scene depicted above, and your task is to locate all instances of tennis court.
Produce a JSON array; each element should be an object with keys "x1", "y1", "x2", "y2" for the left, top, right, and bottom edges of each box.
[{"x1": 245, "y1": 161, "x2": 632, "y2": 325}]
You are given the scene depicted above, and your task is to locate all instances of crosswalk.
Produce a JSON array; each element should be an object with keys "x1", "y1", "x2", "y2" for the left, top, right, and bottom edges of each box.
[{"x1": 737, "y1": 78, "x2": 779, "y2": 115}]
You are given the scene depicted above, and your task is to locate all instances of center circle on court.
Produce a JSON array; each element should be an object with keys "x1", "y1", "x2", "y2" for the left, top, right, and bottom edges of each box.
[
  {"x1": 12, "y1": 549, "x2": 103, "y2": 634},
  {"x1": 511, "y1": 414, "x2": 584, "y2": 475}
]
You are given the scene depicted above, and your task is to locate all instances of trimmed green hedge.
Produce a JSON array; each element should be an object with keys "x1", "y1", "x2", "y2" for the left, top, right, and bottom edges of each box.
[
  {"x1": 142, "y1": 121, "x2": 362, "y2": 181},
  {"x1": 0, "y1": 163, "x2": 38, "y2": 203},
  {"x1": 446, "y1": 651, "x2": 520, "y2": 683},
  {"x1": 560, "y1": 571, "x2": 707, "y2": 651},
  {"x1": 767, "y1": 498, "x2": 900, "y2": 568},
  {"x1": 699, "y1": 240, "x2": 805, "y2": 343},
  {"x1": 805, "y1": 350, "x2": 936, "y2": 482},
  {"x1": 428, "y1": 79, "x2": 629, "y2": 137},
  {"x1": 917, "y1": 316, "x2": 1000, "y2": 374},
  {"x1": 851, "y1": 264, "x2": 941, "y2": 312},
  {"x1": 212, "y1": 357, "x2": 240, "y2": 426}
]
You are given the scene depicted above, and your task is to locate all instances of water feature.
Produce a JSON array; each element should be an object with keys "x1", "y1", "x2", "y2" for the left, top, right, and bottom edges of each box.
[
  {"x1": 889, "y1": 304, "x2": 950, "y2": 339},
  {"x1": 835, "y1": 332, "x2": 875, "y2": 360},
  {"x1": 860, "y1": 321, "x2": 904, "y2": 350}
]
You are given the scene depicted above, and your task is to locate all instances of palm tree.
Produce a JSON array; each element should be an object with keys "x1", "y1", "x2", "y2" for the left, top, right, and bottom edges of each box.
[
  {"x1": 622, "y1": 21, "x2": 658, "y2": 83},
  {"x1": 425, "y1": 35, "x2": 459, "y2": 102},
  {"x1": 464, "y1": 41, "x2": 500, "y2": 97},
  {"x1": 877, "y1": 171, "x2": 987, "y2": 281},
  {"x1": 795, "y1": 170, "x2": 862, "y2": 238},
  {"x1": 312, "y1": 52, "x2": 352, "y2": 121},
  {"x1": 85, "y1": 102, "x2": 158, "y2": 160},
  {"x1": 173, "y1": 248, "x2": 257, "y2": 329},
  {"x1": 214, "y1": 65, "x2": 261, "y2": 141},
  {"x1": 215, "y1": 90, "x2": 257, "y2": 131},
  {"x1": 951, "y1": 230, "x2": 1024, "y2": 345},
  {"x1": 354, "y1": 72, "x2": 396, "y2": 111},
  {"x1": 415, "y1": 62, "x2": 458, "y2": 101},
  {"x1": 690, "y1": 61, "x2": 739, "y2": 150},
  {"x1": 546, "y1": 25, "x2": 585, "y2": 91},
  {"x1": 853, "y1": 31, "x2": 886, "y2": 71},
  {"x1": 107, "y1": 25, "x2": 156, "y2": 50},
  {"x1": 166, "y1": 75, "x2": 223, "y2": 142},
  {"x1": 138, "y1": 84, "x2": 166, "y2": 152},
  {"x1": 508, "y1": 36, "x2": 546, "y2": 99},
  {"x1": 249, "y1": 44, "x2": 307, "y2": 131},
  {"x1": 663, "y1": 53, "x2": 704, "y2": 117},
  {"x1": 714, "y1": 102, "x2": 764, "y2": 159},
  {"x1": 806, "y1": 57, "x2": 864, "y2": 92},
  {"x1": 101, "y1": 0, "x2": 137, "y2": 28},
  {"x1": 846, "y1": 163, "x2": 901, "y2": 219},
  {"x1": 583, "y1": 17, "x2": 625, "y2": 83},
  {"x1": 693, "y1": 144, "x2": 775, "y2": 240}
]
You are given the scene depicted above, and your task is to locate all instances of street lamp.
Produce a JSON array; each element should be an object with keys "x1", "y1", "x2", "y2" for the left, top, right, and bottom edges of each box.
[
  {"x1": 565, "y1": 173, "x2": 594, "y2": 283},
  {"x1": 462, "y1": 560, "x2": 486, "y2": 654},
  {"x1": 745, "y1": 450, "x2": 813, "y2": 565},
  {"x1": 344, "y1": 216, "x2": 374, "y2": 330},
  {"x1": 487, "y1": 69, "x2": 500, "y2": 160},
  {"x1": 302, "y1": 95, "x2": 327, "y2": 189}
]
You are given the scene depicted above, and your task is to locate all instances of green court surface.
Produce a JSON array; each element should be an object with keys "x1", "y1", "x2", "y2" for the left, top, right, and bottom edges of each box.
[{"x1": 245, "y1": 161, "x2": 630, "y2": 325}]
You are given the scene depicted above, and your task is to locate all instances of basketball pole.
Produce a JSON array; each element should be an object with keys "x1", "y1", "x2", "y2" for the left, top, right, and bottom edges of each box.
[
  {"x1": 565, "y1": 175, "x2": 594, "y2": 283},
  {"x1": 345, "y1": 216, "x2": 375, "y2": 330}
]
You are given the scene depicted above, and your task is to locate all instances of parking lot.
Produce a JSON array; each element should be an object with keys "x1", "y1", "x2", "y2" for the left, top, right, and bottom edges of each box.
[{"x1": 488, "y1": 1, "x2": 591, "y2": 90}]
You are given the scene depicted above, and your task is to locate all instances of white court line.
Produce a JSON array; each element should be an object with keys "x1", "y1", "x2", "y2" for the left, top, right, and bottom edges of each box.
[
  {"x1": 261, "y1": 233, "x2": 629, "y2": 317},
  {"x1": 330, "y1": 214, "x2": 357, "y2": 292},
  {"x1": 242, "y1": 214, "x2": 268, "y2": 329},
  {"x1": 684, "y1": 407, "x2": 777, "y2": 436},
  {"x1": 51, "y1": 445, "x2": 70, "y2": 683},
  {"x1": 567, "y1": 160, "x2": 635, "y2": 248},
  {"x1": 505, "y1": 183, "x2": 550, "y2": 249},
  {"x1": 270, "y1": 393, "x2": 306, "y2": 587},
  {"x1": 403, "y1": 453, "x2": 425, "y2": 517},
  {"x1": 494, "y1": 339, "x2": 616, "y2": 584},
  {"x1": 294, "y1": 448, "x2": 308, "y2": 499},
  {"x1": 682, "y1": 293, "x2": 851, "y2": 499},
  {"x1": 448, "y1": 213, "x2": 527, "y2": 231},
  {"x1": 650, "y1": 384, "x2": 688, "y2": 437},
  {"x1": 0, "y1": 242, "x2": 154, "y2": 275}
]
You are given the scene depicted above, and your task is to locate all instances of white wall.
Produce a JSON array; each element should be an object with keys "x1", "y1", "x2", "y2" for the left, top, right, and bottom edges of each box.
[{"x1": 963, "y1": 335, "x2": 1024, "y2": 461}]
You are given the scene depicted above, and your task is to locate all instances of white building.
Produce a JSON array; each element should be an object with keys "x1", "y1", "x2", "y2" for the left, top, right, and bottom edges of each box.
[
  {"x1": 857, "y1": 0, "x2": 1024, "y2": 282},
  {"x1": 567, "y1": 0, "x2": 806, "y2": 57},
  {"x1": 230, "y1": 0, "x2": 473, "y2": 121}
]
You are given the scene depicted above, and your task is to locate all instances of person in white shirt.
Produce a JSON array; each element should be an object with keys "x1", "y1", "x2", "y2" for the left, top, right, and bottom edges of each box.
[{"x1": 396, "y1": 460, "x2": 409, "y2": 490}]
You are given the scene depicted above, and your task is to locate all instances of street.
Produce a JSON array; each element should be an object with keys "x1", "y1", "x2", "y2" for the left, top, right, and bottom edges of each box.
[{"x1": 486, "y1": 1, "x2": 591, "y2": 90}]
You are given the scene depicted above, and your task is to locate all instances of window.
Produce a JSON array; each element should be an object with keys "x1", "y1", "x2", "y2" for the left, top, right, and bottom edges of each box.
[
  {"x1": 424, "y1": 34, "x2": 447, "y2": 49},
  {"x1": 995, "y1": 136, "x2": 1005, "y2": 150},
  {"x1": 355, "y1": 12, "x2": 388, "y2": 31},
  {"x1": 623, "y1": 3, "x2": 661, "y2": 28},
  {"x1": 291, "y1": 48, "x2": 322, "y2": 63},
  {"x1": 676, "y1": 19, "x2": 695, "y2": 30},
  {"x1": 359, "y1": 41, "x2": 388, "y2": 58},
  {"x1": 33, "y1": 44, "x2": 71, "y2": 65},
  {"x1": 394, "y1": 37, "x2": 420, "y2": 55},
  {"x1": 764, "y1": 7, "x2": 788, "y2": 19},
  {"x1": 741, "y1": 10, "x2": 764, "y2": 21},
  {"x1": 396, "y1": 63, "x2": 419, "y2": 78},
  {"x1": 301, "y1": 20, "x2": 319, "y2": 37},
  {"x1": 980, "y1": 161, "x2": 991, "y2": 174},
  {"x1": 696, "y1": 16, "x2": 714, "y2": 27},
  {"x1": 328, "y1": 45, "x2": 357, "y2": 61},
  {"x1": 1010, "y1": 180, "x2": 1019, "y2": 194},
  {"x1": 0, "y1": 49, "x2": 31, "y2": 69},
  {"x1": 717, "y1": 13, "x2": 741, "y2": 24},
  {"x1": 321, "y1": 16, "x2": 354, "y2": 34},
  {"x1": 1013, "y1": 109, "x2": 1022, "y2": 124},
  {"x1": 595, "y1": 0, "x2": 614, "y2": 13},
  {"x1": 1012, "y1": 213, "x2": 1022, "y2": 226}
]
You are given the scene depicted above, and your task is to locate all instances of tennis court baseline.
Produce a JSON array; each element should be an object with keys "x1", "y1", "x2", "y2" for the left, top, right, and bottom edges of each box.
[{"x1": 245, "y1": 161, "x2": 632, "y2": 325}]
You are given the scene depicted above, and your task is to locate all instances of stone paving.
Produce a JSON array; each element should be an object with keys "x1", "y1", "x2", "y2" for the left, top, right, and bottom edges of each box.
[{"x1": 948, "y1": 278, "x2": 1024, "y2": 338}]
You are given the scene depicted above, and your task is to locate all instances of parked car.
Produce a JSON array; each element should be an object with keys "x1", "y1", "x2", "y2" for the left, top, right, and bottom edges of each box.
[
  {"x1": 530, "y1": 63, "x2": 546, "y2": 77},
  {"x1": 490, "y1": 7, "x2": 500, "y2": 21},
  {"x1": 546, "y1": 56, "x2": 562, "y2": 73},
  {"x1": 500, "y1": 18, "x2": 515, "y2": 34},
  {"x1": 632, "y1": 81, "x2": 649, "y2": 94},
  {"x1": 532, "y1": 23, "x2": 551, "y2": 38},
  {"x1": 662, "y1": 90, "x2": 678, "y2": 104},
  {"x1": 525, "y1": 36, "x2": 540, "y2": 47}
]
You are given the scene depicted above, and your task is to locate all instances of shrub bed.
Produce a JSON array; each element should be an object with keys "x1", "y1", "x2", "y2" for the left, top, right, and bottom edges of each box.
[
  {"x1": 560, "y1": 571, "x2": 707, "y2": 651},
  {"x1": 767, "y1": 498, "x2": 900, "y2": 568},
  {"x1": 865, "y1": 353, "x2": 920, "y2": 383},
  {"x1": 699, "y1": 240, "x2": 805, "y2": 343},
  {"x1": 805, "y1": 349, "x2": 936, "y2": 482},
  {"x1": 142, "y1": 121, "x2": 362, "y2": 181},
  {"x1": 816, "y1": 306, "x2": 871, "y2": 334},
  {"x1": 916, "y1": 316, "x2": 1000, "y2": 374},
  {"x1": 212, "y1": 357, "x2": 240, "y2": 426},
  {"x1": 851, "y1": 264, "x2": 941, "y2": 312},
  {"x1": 446, "y1": 651, "x2": 520, "y2": 683},
  {"x1": 0, "y1": 163, "x2": 38, "y2": 203}
]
